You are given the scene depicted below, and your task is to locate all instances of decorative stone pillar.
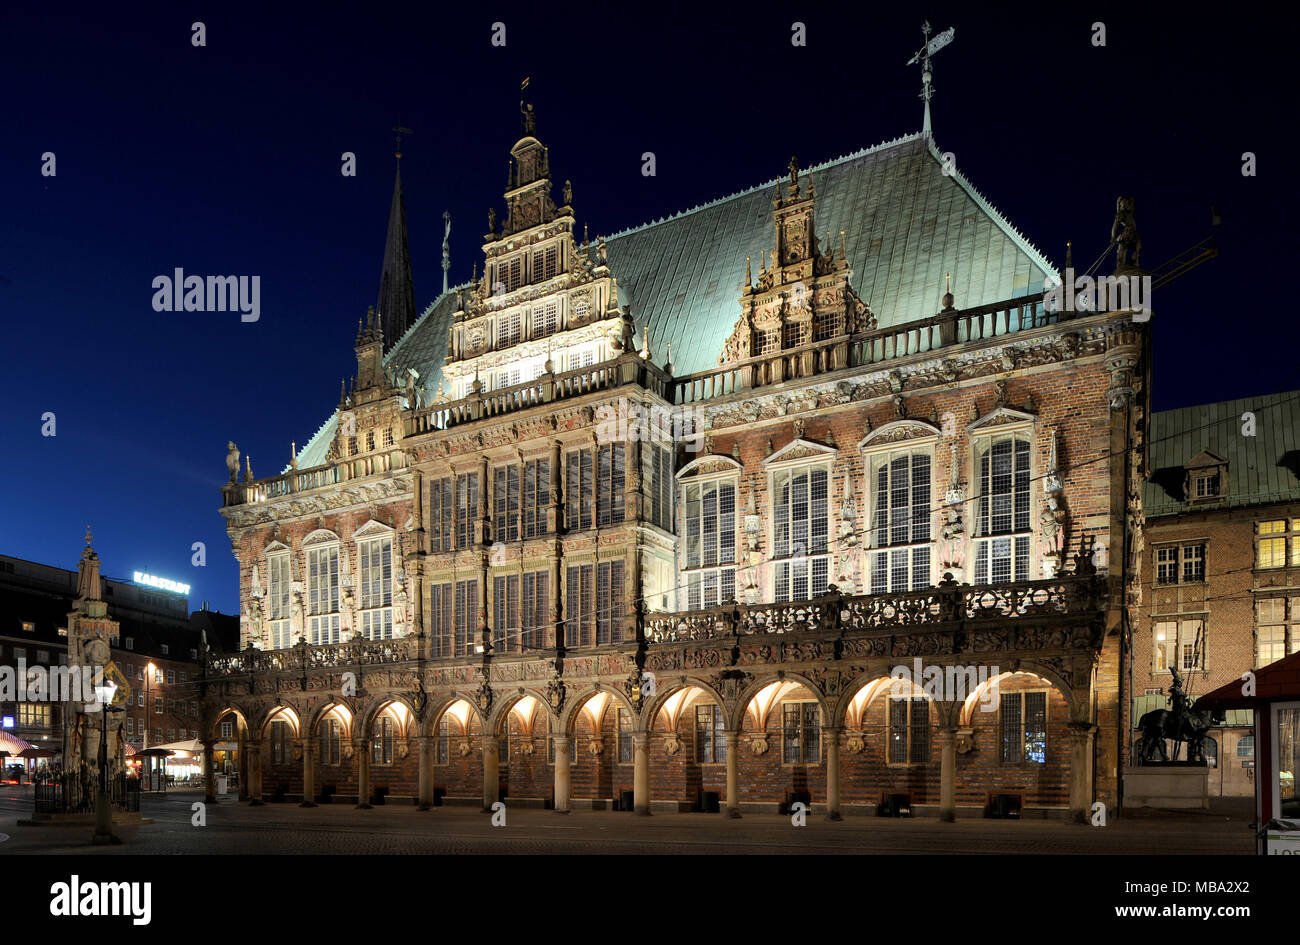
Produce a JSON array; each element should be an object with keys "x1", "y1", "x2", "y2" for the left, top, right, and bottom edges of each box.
[
  {"x1": 248, "y1": 739, "x2": 264, "y2": 806},
  {"x1": 300, "y1": 737, "x2": 317, "y2": 807},
  {"x1": 633, "y1": 732, "x2": 651, "y2": 815},
  {"x1": 202, "y1": 740, "x2": 216, "y2": 803},
  {"x1": 724, "y1": 730, "x2": 741, "y2": 818},
  {"x1": 482, "y1": 737, "x2": 499, "y2": 812},
  {"x1": 824, "y1": 726, "x2": 842, "y2": 821},
  {"x1": 938, "y1": 726, "x2": 957, "y2": 822},
  {"x1": 554, "y1": 734, "x2": 571, "y2": 813},
  {"x1": 356, "y1": 739, "x2": 372, "y2": 809},
  {"x1": 416, "y1": 735, "x2": 434, "y2": 810},
  {"x1": 237, "y1": 730, "x2": 249, "y2": 801},
  {"x1": 1067, "y1": 722, "x2": 1097, "y2": 824}
]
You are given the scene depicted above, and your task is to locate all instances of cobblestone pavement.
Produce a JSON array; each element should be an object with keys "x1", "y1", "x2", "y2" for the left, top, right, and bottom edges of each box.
[{"x1": 0, "y1": 788, "x2": 1256, "y2": 855}]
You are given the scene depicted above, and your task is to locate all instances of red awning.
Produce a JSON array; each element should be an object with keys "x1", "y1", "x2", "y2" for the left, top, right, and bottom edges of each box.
[{"x1": 1196, "y1": 649, "x2": 1300, "y2": 711}]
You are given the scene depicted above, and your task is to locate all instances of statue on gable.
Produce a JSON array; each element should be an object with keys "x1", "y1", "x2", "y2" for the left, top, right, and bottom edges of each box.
[{"x1": 1112, "y1": 196, "x2": 1141, "y2": 270}]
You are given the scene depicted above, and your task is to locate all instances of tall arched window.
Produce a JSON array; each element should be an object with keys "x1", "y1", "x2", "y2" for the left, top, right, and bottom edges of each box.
[
  {"x1": 357, "y1": 534, "x2": 393, "y2": 640},
  {"x1": 868, "y1": 447, "x2": 932, "y2": 593},
  {"x1": 267, "y1": 552, "x2": 292, "y2": 649},
  {"x1": 973, "y1": 431, "x2": 1032, "y2": 583},
  {"x1": 306, "y1": 539, "x2": 340, "y2": 645}
]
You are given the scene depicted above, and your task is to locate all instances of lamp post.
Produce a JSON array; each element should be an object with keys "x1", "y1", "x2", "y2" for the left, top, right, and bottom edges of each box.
[{"x1": 92, "y1": 682, "x2": 122, "y2": 846}]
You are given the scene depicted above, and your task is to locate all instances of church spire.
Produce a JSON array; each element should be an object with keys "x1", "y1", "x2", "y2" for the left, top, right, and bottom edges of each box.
[{"x1": 376, "y1": 137, "x2": 416, "y2": 352}]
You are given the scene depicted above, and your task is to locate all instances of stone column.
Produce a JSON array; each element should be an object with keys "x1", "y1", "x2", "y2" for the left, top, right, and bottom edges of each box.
[
  {"x1": 300, "y1": 738, "x2": 317, "y2": 807},
  {"x1": 1067, "y1": 722, "x2": 1097, "y2": 824},
  {"x1": 554, "y1": 734, "x2": 571, "y2": 813},
  {"x1": 824, "y1": 726, "x2": 842, "y2": 821},
  {"x1": 356, "y1": 739, "x2": 372, "y2": 809},
  {"x1": 416, "y1": 735, "x2": 434, "y2": 810},
  {"x1": 482, "y1": 737, "x2": 499, "y2": 812},
  {"x1": 724, "y1": 729, "x2": 741, "y2": 818},
  {"x1": 202, "y1": 740, "x2": 216, "y2": 803},
  {"x1": 633, "y1": 732, "x2": 651, "y2": 815},
  {"x1": 237, "y1": 729, "x2": 249, "y2": 801},
  {"x1": 248, "y1": 740, "x2": 264, "y2": 806},
  {"x1": 938, "y1": 726, "x2": 957, "y2": 822}
]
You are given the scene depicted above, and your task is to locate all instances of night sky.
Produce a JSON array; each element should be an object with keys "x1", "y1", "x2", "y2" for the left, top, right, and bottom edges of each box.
[{"x1": 3, "y1": 2, "x2": 1295, "y2": 616}]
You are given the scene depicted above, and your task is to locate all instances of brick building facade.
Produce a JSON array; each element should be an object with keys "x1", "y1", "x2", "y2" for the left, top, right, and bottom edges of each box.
[
  {"x1": 204, "y1": 104, "x2": 1151, "y2": 821},
  {"x1": 1132, "y1": 390, "x2": 1300, "y2": 796}
]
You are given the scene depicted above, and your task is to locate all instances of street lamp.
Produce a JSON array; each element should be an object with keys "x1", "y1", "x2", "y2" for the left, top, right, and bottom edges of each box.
[
  {"x1": 144, "y1": 661, "x2": 155, "y2": 751},
  {"x1": 92, "y1": 681, "x2": 122, "y2": 846}
]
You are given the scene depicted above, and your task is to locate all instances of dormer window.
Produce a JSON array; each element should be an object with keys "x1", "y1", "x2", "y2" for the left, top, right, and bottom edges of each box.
[
  {"x1": 1194, "y1": 473, "x2": 1220, "y2": 498},
  {"x1": 1184, "y1": 450, "x2": 1228, "y2": 504}
]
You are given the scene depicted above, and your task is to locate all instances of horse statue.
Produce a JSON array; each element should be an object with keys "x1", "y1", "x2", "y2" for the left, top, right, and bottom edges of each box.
[{"x1": 1136, "y1": 667, "x2": 1223, "y2": 764}]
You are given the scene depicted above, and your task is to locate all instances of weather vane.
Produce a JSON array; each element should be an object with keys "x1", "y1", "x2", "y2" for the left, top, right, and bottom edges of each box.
[
  {"x1": 393, "y1": 123, "x2": 413, "y2": 158},
  {"x1": 906, "y1": 21, "x2": 956, "y2": 140}
]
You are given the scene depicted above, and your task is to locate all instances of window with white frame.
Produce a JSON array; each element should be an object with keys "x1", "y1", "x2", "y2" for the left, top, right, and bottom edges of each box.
[
  {"x1": 1156, "y1": 543, "x2": 1205, "y2": 584},
  {"x1": 1153, "y1": 618, "x2": 1206, "y2": 672},
  {"x1": 268, "y1": 552, "x2": 292, "y2": 649},
  {"x1": 533, "y1": 299, "x2": 559, "y2": 338},
  {"x1": 772, "y1": 465, "x2": 830, "y2": 602},
  {"x1": 868, "y1": 447, "x2": 933, "y2": 593},
  {"x1": 357, "y1": 536, "x2": 393, "y2": 640},
  {"x1": 972, "y1": 432, "x2": 1032, "y2": 584},
  {"x1": 497, "y1": 310, "x2": 522, "y2": 349},
  {"x1": 307, "y1": 544, "x2": 341, "y2": 645},
  {"x1": 683, "y1": 479, "x2": 737, "y2": 609}
]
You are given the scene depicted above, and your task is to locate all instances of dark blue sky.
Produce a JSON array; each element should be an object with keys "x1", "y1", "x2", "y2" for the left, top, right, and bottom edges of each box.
[{"x1": 3, "y1": 2, "x2": 1294, "y2": 615}]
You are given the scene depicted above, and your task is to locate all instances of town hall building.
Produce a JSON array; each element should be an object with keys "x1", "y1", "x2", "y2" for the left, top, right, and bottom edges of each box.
[{"x1": 200, "y1": 97, "x2": 1151, "y2": 821}]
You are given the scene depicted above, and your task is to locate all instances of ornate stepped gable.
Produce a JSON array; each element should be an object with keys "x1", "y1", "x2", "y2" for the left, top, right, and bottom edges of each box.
[
  {"x1": 439, "y1": 106, "x2": 633, "y2": 400},
  {"x1": 720, "y1": 158, "x2": 876, "y2": 365}
]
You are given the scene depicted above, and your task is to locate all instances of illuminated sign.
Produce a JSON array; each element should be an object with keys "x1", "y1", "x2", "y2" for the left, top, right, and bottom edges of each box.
[
  {"x1": 2, "y1": 716, "x2": 13, "y2": 729},
  {"x1": 133, "y1": 572, "x2": 191, "y2": 596}
]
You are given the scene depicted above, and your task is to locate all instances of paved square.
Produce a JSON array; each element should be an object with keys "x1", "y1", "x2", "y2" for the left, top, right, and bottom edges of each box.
[{"x1": 0, "y1": 788, "x2": 1256, "y2": 855}]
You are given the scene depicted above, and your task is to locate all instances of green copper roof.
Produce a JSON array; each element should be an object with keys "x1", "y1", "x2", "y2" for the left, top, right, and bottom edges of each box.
[
  {"x1": 288, "y1": 130, "x2": 1058, "y2": 473},
  {"x1": 1144, "y1": 389, "x2": 1300, "y2": 517},
  {"x1": 604, "y1": 133, "x2": 1056, "y2": 377}
]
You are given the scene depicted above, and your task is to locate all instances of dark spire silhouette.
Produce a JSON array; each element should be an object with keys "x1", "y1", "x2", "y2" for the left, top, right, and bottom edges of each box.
[{"x1": 376, "y1": 152, "x2": 416, "y2": 351}]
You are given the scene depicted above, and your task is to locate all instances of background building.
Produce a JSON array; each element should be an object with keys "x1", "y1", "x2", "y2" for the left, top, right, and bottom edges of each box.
[
  {"x1": 1132, "y1": 389, "x2": 1300, "y2": 796},
  {"x1": 0, "y1": 545, "x2": 238, "y2": 770}
]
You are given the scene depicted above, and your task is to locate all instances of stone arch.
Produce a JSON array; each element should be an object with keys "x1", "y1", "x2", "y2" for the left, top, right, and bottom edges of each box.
[
  {"x1": 360, "y1": 694, "x2": 418, "y2": 739},
  {"x1": 643, "y1": 676, "x2": 728, "y2": 735},
  {"x1": 487, "y1": 689, "x2": 550, "y2": 736},
  {"x1": 306, "y1": 700, "x2": 355, "y2": 739},
  {"x1": 729, "y1": 672, "x2": 831, "y2": 734},
  {"x1": 558, "y1": 685, "x2": 638, "y2": 737},
  {"x1": 958, "y1": 662, "x2": 1076, "y2": 726},
  {"x1": 259, "y1": 703, "x2": 303, "y2": 738},
  {"x1": 835, "y1": 671, "x2": 915, "y2": 728},
  {"x1": 206, "y1": 705, "x2": 251, "y2": 742},
  {"x1": 422, "y1": 692, "x2": 483, "y2": 738}
]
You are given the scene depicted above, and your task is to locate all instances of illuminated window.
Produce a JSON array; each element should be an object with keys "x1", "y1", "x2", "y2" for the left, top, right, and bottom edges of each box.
[
  {"x1": 643, "y1": 444, "x2": 674, "y2": 532},
  {"x1": 566, "y1": 446, "x2": 624, "y2": 530},
  {"x1": 497, "y1": 310, "x2": 522, "y2": 348},
  {"x1": 783, "y1": 319, "x2": 809, "y2": 349},
  {"x1": 617, "y1": 708, "x2": 633, "y2": 764},
  {"x1": 429, "y1": 582, "x2": 454, "y2": 658},
  {"x1": 869, "y1": 448, "x2": 933, "y2": 594},
  {"x1": 453, "y1": 580, "x2": 477, "y2": 656},
  {"x1": 18, "y1": 704, "x2": 50, "y2": 728},
  {"x1": 434, "y1": 716, "x2": 450, "y2": 765},
  {"x1": 270, "y1": 720, "x2": 292, "y2": 765},
  {"x1": 888, "y1": 697, "x2": 930, "y2": 764},
  {"x1": 521, "y1": 459, "x2": 550, "y2": 538},
  {"x1": 20, "y1": 621, "x2": 34, "y2": 633},
  {"x1": 357, "y1": 536, "x2": 393, "y2": 641},
  {"x1": 372, "y1": 716, "x2": 394, "y2": 765},
  {"x1": 1155, "y1": 618, "x2": 1206, "y2": 672},
  {"x1": 429, "y1": 476, "x2": 453, "y2": 552},
  {"x1": 533, "y1": 300, "x2": 558, "y2": 337},
  {"x1": 166, "y1": 669, "x2": 175, "y2": 684},
  {"x1": 494, "y1": 465, "x2": 521, "y2": 542},
  {"x1": 973, "y1": 433, "x2": 1031, "y2": 584},
  {"x1": 756, "y1": 329, "x2": 778, "y2": 356},
  {"x1": 319, "y1": 718, "x2": 341, "y2": 765},
  {"x1": 493, "y1": 574, "x2": 521, "y2": 654},
  {"x1": 772, "y1": 465, "x2": 830, "y2": 602},
  {"x1": 1256, "y1": 519, "x2": 1299, "y2": 569},
  {"x1": 220, "y1": 720, "x2": 233, "y2": 739},
  {"x1": 813, "y1": 306, "x2": 842, "y2": 341},
  {"x1": 564, "y1": 561, "x2": 624, "y2": 647},
  {"x1": 782, "y1": 702, "x2": 821, "y2": 764},
  {"x1": 268, "y1": 552, "x2": 292, "y2": 649},
  {"x1": 683, "y1": 479, "x2": 737, "y2": 610},
  {"x1": 695, "y1": 704, "x2": 727, "y2": 764},
  {"x1": 1000, "y1": 691, "x2": 1047, "y2": 764},
  {"x1": 455, "y1": 473, "x2": 478, "y2": 549}
]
